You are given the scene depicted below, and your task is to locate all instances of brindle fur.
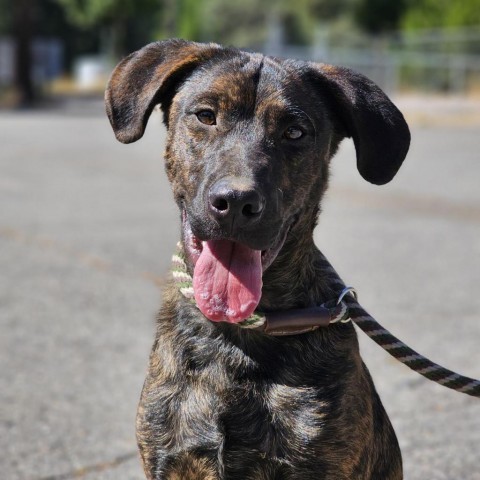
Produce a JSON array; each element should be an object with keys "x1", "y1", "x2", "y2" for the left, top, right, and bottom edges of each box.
[{"x1": 106, "y1": 39, "x2": 410, "y2": 479}]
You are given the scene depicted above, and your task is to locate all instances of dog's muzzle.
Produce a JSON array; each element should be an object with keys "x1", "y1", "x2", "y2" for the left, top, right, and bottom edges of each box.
[{"x1": 181, "y1": 210, "x2": 294, "y2": 324}]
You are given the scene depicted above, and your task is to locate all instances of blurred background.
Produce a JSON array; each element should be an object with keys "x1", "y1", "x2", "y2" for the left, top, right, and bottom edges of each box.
[
  {"x1": 1, "y1": 1, "x2": 480, "y2": 480},
  {"x1": 1, "y1": 0, "x2": 480, "y2": 105}
]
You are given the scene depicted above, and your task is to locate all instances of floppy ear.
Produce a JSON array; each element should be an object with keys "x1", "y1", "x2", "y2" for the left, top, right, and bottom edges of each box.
[
  {"x1": 305, "y1": 63, "x2": 410, "y2": 185},
  {"x1": 105, "y1": 39, "x2": 222, "y2": 144}
]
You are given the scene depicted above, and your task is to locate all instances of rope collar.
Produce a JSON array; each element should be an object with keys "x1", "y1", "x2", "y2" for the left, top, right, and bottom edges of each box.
[{"x1": 172, "y1": 244, "x2": 351, "y2": 336}]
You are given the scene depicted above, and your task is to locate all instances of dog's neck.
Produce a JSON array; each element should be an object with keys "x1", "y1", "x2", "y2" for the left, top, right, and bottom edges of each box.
[{"x1": 259, "y1": 212, "x2": 333, "y2": 312}]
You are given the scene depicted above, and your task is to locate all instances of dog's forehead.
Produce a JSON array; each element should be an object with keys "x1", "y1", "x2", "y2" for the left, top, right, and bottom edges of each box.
[{"x1": 181, "y1": 53, "x2": 306, "y2": 112}]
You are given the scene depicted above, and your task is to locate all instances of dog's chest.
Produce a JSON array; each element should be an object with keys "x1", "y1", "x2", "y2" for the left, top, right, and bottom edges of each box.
[
  {"x1": 153, "y1": 338, "x2": 332, "y2": 459},
  {"x1": 138, "y1": 310, "x2": 392, "y2": 478}
]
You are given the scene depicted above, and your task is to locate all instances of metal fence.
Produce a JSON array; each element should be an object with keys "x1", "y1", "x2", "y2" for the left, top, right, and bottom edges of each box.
[{"x1": 264, "y1": 26, "x2": 480, "y2": 95}]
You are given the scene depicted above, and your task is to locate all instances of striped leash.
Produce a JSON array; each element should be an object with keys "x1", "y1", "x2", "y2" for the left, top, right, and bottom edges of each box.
[
  {"x1": 347, "y1": 297, "x2": 480, "y2": 397},
  {"x1": 317, "y1": 252, "x2": 480, "y2": 398}
]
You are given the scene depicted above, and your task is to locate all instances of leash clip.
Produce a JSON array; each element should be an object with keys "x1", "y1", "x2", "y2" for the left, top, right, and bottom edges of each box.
[
  {"x1": 337, "y1": 286, "x2": 358, "y2": 305},
  {"x1": 330, "y1": 286, "x2": 358, "y2": 324}
]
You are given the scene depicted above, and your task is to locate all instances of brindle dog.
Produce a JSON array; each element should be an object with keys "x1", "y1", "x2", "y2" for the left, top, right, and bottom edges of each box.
[{"x1": 105, "y1": 39, "x2": 410, "y2": 480}]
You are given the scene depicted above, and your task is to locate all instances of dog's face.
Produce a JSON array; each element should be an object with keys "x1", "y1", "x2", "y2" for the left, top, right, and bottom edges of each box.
[
  {"x1": 106, "y1": 39, "x2": 410, "y2": 323},
  {"x1": 166, "y1": 54, "x2": 335, "y2": 260}
]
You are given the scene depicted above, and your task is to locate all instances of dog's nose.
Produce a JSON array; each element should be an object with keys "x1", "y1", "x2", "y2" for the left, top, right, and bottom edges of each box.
[{"x1": 208, "y1": 177, "x2": 264, "y2": 228}]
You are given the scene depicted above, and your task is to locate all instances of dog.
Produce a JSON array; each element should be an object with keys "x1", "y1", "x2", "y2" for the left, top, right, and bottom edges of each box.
[{"x1": 105, "y1": 39, "x2": 410, "y2": 479}]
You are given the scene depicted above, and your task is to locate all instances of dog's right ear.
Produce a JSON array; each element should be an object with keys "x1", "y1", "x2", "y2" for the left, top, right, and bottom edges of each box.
[
  {"x1": 303, "y1": 62, "x2": 410, "y2": 185},
  {"x1": 105, "y1": 39, "x2": 222, "y2": 144}
]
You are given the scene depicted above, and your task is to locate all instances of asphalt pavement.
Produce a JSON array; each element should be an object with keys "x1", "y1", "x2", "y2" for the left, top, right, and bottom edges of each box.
[{"x1": 1, "y1": 98, "x2": 479, "y2": 479}]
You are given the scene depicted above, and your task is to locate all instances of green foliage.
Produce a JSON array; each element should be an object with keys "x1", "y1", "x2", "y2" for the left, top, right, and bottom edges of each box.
[
  {"x1": 309, "y1": 0, "x2": 355, "y2": 20},
  {"x1": 177, "y1": 0, "x2": 203, "y2": 40},
  {"x1": 53, "y1": 0, "x2": 163, "y2": 59},
  {"x1": 2, "y1": 0, "x2": 479, "y2": 64},
  {"x1": 197, "y1": 0, "x2": 277, "y2": 46},
  {"x1": 184, "y1": 0, "x2": 354, "y2": 47},
  {"x1": 354, "y1": 0, "x2": 408, "y2": 33},
  {"x1": 54, "y1": 0, "x2": 160, "y2": 28},
  {"x1": 402, "y1": 0, "x2": 480, "y2": 30},
  {"x1": 281, "y1": 0, "x2": 321, "y2": 45}
]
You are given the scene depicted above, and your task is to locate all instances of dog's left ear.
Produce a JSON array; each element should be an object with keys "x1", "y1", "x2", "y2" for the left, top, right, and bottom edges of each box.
[
  {"x1": 105, "y1": 39, "x2": 222, "y2": 144},
  {"x1": 305, "y1": 63, "x2": 410, "y2": 185}
]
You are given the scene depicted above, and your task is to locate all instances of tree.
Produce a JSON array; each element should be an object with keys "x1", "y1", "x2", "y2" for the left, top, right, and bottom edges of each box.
[
  {"x1": 402, "y1": 0, "x2": 480, "y2": 30},
  {"x1": 55, "y1": 0, "x2": 162, "y2": 59},
  {"x1": 198, "y1": 0, "x2": 277, "y2": 47},
  {"x1": 354, "y1": 0, "x2": 408, "y2": 34},
  {"x1": 308, "y1": 0, "x2": 355, "y2": 21},
  {"x1": 177, "y1": 0, "x2": 203, "y2": 40},
  {"x1": 1, "y1": 0, "x2": 85, "y2": 107},
  {"x1": 12, "y1": 0, "x2": 36, "y2": 107}
]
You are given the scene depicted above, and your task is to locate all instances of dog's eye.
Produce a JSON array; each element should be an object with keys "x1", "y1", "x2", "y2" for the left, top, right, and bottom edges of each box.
[
  {"x1": 284, "y1": 126, "x2": 304, "y2": 140},
  {"x1": 196, "y1": 110, "x2": 216, "y2": 126}
]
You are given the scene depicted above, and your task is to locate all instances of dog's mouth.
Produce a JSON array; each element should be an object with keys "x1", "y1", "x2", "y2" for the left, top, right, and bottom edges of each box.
[{"x1": 182, "y1": 211, "x2": 292, "y2": 324}]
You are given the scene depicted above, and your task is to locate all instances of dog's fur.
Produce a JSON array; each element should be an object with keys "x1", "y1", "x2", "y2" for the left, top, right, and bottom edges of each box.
[{"x1": 106, "y1": 39, "x2": 410, "y2": 479}]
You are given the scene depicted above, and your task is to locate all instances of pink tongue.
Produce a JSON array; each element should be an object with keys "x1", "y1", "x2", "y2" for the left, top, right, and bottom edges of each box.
[{"x1": 193, "y1": 239, "x2": 262, "y2": 323}]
